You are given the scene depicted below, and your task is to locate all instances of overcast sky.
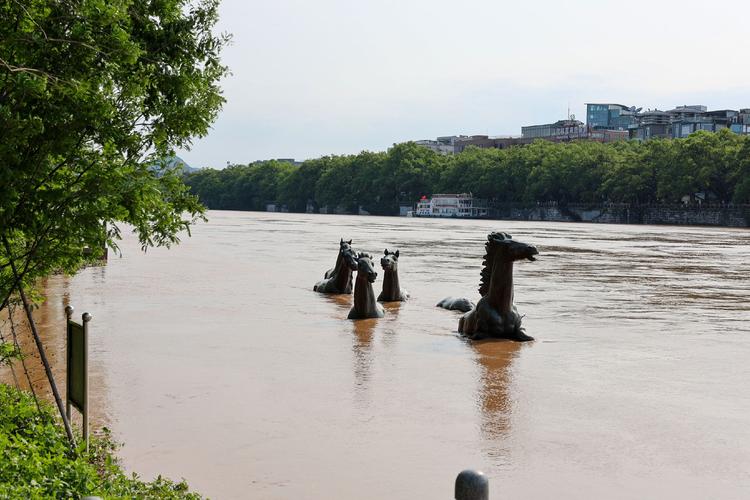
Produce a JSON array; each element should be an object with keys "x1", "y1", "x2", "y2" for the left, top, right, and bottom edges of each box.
[{"x1": 176, "y1": 0, "x2": 750, "y2": 168}]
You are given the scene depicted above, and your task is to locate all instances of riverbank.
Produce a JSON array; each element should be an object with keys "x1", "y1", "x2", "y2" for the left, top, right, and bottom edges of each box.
[
  {"x1": 261, "y1": 203, "x2": 750, "y2": 228},
  {"x1": 487, "y1": 202, "x2": 750, "y2": 227},
  {"x1": 0, "y1": 384, "x2": 201, "y2": 498}
]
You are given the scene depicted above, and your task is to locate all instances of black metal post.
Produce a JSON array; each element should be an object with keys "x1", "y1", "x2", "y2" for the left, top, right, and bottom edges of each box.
[{"x1": 455, "y1": 469, "x2": 489, "y2": 500}]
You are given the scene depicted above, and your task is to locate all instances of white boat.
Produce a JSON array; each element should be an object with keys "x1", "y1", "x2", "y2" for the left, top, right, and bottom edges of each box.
[{"x1": 414, "y1": 193, "x2": 488, "y2": 218}]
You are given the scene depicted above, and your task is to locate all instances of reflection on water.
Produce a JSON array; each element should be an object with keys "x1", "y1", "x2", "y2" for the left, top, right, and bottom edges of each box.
[
  {"x1": 351, "y1": 318, "x2": 376, "y2": 406},
  {"x1": 473, "y1": 341, "x2": 522, "y2": 444},
  {"x1": 2, "y1": 211, "x2": 750, "y2": 499}
]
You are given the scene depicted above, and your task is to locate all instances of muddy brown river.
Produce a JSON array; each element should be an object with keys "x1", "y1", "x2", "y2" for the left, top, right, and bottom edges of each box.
[{"x1": 3, "y1": 211, "x2": 750, "y2": 499}]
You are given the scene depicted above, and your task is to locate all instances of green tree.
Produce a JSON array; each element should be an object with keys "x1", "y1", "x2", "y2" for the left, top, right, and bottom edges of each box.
[
  {"x1": 732, "y1": 137, "x2": 750, "y2": 203},
  {"x1": 184, "y1": 168, "x2": 230, "y2": 208},
  {"x1": 438, "y1": 146, "x2": 498, "y2": 198},
  {"x1": 247, "y1": 161, "x2": 295, "y2": 210},
  {"x1": 279, "y1": 159, "x2": 327, "y2": 212},
  {"x1": 315, "y1": 156, "x2": 358, "y2": 213},
  {"x1": 184, "y1": 132, "x2": 750, "y2": 214},
  {"x1": 525, "y1": 141, "x2": 615, "y2": 204},
  {"x1": 349, "y1": 151, "x2": 388, "y2": 214},
  {"x1": 678, "y1": 129, "x2": 743, "y2": 203},
  {"x1": 375, "y1": 142, "x2": 441, "y2": 214},
  {"x1": 600, "y1": 142, "x2": 653, "y2": 203},
  {"x1": 0, "y1": 0, "x2": 229, "y2": 310}
]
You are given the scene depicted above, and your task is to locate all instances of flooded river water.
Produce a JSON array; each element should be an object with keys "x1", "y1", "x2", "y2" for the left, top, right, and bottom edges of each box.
[{"x1": 3, "y1": 211, "x2": 750, "y2": 499}]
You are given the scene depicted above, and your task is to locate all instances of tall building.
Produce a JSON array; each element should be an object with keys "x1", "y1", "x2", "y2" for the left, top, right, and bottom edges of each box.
[{"x1": 586, "y1": 103, "x2": 638, "y2": 130}]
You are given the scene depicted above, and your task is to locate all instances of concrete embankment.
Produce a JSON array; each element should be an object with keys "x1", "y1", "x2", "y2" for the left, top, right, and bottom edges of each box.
[{"x1": 491, "y1": 204, "x2": 750, "y2": 227}]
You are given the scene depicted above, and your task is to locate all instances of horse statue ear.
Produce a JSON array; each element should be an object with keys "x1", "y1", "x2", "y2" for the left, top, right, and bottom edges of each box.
[
  {"x1": 395, "y1": 250, "x2": 399, "y2": 258},
  {"x1": 340, "y1": 238, "x2": 344, "y2": 244},
  {"x1": 348, "y1": 239, "x2": 352, "y2": 244},
  {"x1": 384, "y1": 249, "x2": 389, "y2": 255}
]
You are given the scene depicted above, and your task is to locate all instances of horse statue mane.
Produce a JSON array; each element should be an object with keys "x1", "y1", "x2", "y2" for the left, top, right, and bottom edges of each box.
[
  {"x1": 436, "y1": 234, "x2": 513, "y2": 312},
  {"x1": 478, "y1": 232, "x2": 513, "y2": 297}
]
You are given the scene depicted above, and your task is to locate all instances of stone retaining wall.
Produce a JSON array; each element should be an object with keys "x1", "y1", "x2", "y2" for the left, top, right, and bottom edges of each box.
[{"x1": 491, "y1": 205, "x2": 750, "y2": 227}]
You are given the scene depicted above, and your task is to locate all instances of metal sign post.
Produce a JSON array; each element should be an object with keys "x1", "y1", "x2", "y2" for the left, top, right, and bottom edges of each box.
[{"x1": 65, "y1": 306, "x2": 91, "y2": 451}]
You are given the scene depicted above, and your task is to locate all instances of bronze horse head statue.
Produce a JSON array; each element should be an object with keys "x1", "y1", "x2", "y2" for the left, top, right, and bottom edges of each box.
[
  {"x1": 314, "y1": 238, "x2": 358, "y2": 294},
  {"x1": 348, "y1": 253, "x2": 384, "y2": 319},
  {"x1": 449, "y1": 232, "x2": 538, "y2": 341},
  {"x1": 378, "y1": 249, "x2": 409, "y2": 302},
  {"x1": 324, "y1": 238, "x2": 353, "y2": 279}
]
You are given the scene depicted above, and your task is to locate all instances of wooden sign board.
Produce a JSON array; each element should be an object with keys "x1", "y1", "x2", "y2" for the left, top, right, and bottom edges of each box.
[
  {"x1": 67, "y1": 321, "x2": 86, "y2": 412},
  {"x1": 66, "y1": 306, "x2": 90, "y2": 450}
]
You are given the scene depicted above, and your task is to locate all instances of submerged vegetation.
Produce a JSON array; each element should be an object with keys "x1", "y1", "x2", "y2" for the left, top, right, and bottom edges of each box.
[
  {"x1": 185, "y1": 130, "x2": 750, "y2": 215},
  {"x1": 0, "y1": 384, "x2": 201, "y2": 498}
]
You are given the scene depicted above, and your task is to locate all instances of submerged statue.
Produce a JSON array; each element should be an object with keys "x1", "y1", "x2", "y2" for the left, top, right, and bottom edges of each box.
[
  {"x1": 436, "y1": 297, "x2": 474, "y2": 312},
  {"x1": 448, "y1": 232, "x2": 539, "y2": 341},
  {"x1": 324, "y1": 239, "x2": 353, "y2": 279},
  {"x1": 378, "y1": 249, "x2": 409, "y2": 302},
  {"x1": 314, "y1": 239, "x2": 357, "y2": 294},
  {"x1": 348, "y1": 253, "x2": 385, "y2": 319}
]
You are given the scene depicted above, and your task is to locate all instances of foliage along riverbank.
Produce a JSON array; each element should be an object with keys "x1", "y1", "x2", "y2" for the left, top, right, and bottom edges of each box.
[
  {"x1": 184, "y1": 130, "x2": 750, "y2": 216},
  {"x1": 0, "y1": 384, "x2": 201, "y2": 499}
]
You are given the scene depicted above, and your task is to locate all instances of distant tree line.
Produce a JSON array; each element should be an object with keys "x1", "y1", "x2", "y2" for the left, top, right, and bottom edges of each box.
[{"x1": 184, "y1": 129, "x2": 750, "y2": 215}]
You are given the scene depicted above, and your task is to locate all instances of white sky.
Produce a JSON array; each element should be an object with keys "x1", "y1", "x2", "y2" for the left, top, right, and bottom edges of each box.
[{"x1": 177, "y1": 0, "x2": 750, "y2": 168}]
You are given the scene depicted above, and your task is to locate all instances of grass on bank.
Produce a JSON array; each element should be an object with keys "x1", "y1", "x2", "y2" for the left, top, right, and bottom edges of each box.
[{"x1": 0, "y1": 384, "x2": 201, "y2": 499}]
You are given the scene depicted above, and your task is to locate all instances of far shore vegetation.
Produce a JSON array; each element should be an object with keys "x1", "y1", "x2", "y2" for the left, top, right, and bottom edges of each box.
[{"x1": 184, "y1": 129, "x2": 750, "y2": 215}]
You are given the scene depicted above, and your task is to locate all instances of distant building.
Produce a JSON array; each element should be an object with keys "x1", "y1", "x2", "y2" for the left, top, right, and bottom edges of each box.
[
  {"x1": 586, "y1": 103, "x2": 638, "y2": 130},
  {"x1": 731, "y1": 109, "x2": 750, "y2": 135},
  {"x1": 670, "y1": 106, "x2": 734, "y2": 138},
  {"x1": 421, "y1": 103, "x2": 749, "y2": 155},
  {"x1": 521, "y1": 119, "x2": 588, "y2": 141},
  {"x1": 414, "y1": 135, "x2": 468, "y2": 154},
  {"x1": 520, "y1": 116, "x2": 628, "y2": 143},
  {"x1": 454, "y1": 135, "x2": 530, "y2": 153},
  {"x1": 588, "y1": 129, "x2": 629, "y2": 142},
  {"x1": 628, "y1": 105, "x2": 750, "y2": 140},
  {"x1": 536, "y1": 103, "x2": 750, "y2": 143},
  {"x1": 629, "y1": 110, "x2": 672, "y2": 140}
]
